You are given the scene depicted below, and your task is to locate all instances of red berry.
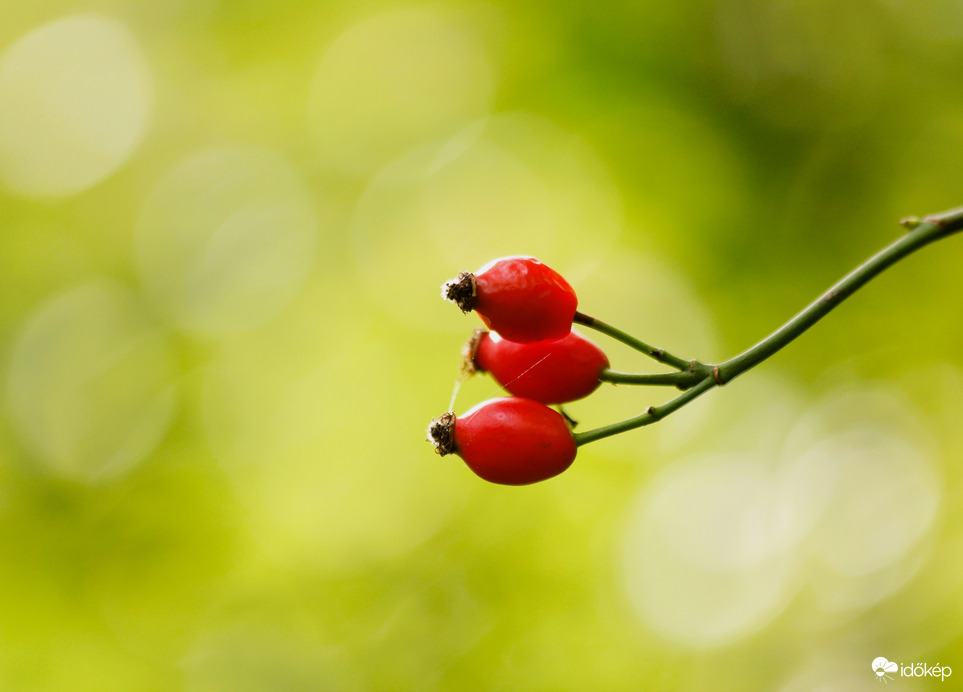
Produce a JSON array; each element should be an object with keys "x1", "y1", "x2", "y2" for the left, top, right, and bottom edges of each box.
[
  {"x1": 466, "y1": 329, "x2": 609, "y2": 404},
  {"x1": 442, "y1": 256, "x2": 577, "y2": 342},
  {"x1": 427, "y1": 397, "x2": 577, "y2": 485}
]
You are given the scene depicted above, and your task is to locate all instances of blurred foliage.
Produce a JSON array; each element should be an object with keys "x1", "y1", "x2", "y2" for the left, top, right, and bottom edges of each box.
[{"x1": 2, "y1": 0, "x2": 963, "y2": 690}]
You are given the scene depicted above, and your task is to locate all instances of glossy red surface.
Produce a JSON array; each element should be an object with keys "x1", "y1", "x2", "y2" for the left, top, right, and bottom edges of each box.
[
  {"x1": 473, "y1": 329, "x2": 608, "y2": 404},
  {"x1": 472, "y1": 256, "x2": 577, "y2": 342},
  {"x1": 452, "y1": 397, "x2": 577, "y2": 485}
]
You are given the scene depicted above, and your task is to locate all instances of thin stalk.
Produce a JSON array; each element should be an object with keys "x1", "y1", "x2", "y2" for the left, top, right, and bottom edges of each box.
[
  {"x1": 574, "y1": 311, "x2": 696, "y2": 371},
  {"x1": 600, "y1": 368, "x2": 704, "y2": 389},
  {"x1": 716, "y1": 207, "x2": 963, "y2": 384},
  {"x1": 574, "y1": 205, "x2": 963, "y2": 446},
  {"x1": 574, "y1": 377, "x2": 716, "y2": 446}
]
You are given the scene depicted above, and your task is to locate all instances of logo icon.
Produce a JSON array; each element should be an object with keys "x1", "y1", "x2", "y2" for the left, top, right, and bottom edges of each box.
[{"x1": 873, "y1": 657, "x2": 898, "y2": 683}]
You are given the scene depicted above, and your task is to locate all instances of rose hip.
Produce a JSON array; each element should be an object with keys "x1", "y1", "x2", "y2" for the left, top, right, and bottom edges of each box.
[
  {"x1": 465, "y1": 329, "x2": 609, "y2": 404},
  {"x1": 427, "y1": 397, "x2": 577, "y2": 485},
  {"x1": 442, "y1": 256, "x2": 577, "y2": 342}
]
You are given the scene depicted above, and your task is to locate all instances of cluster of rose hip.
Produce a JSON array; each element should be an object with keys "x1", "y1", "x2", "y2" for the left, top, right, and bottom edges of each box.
[
  {"x1": 428, "y1": 256, "x2": 614, "y2": 486},
  {"x1": 427, "y1": 210, "x2": 963, "y2": 486}
]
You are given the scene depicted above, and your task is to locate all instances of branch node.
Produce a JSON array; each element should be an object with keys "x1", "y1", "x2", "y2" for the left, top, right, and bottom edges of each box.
[
  {"x1": 900, "y1": 216, "x2": 922, "y2": 230},
  {"x1": 712, "y1": 365, "x2": 726, "y2": 386}
]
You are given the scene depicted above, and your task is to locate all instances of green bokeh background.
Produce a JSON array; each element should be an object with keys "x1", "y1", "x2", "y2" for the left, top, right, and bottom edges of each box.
[{"x1": 1, "y1": 1, "x2": 963, "y2": 690}]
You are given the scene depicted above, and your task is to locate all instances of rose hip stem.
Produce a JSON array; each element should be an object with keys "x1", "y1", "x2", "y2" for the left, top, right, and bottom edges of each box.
[
  {"x1": 574, "y1": 204, "x2": 963, "y2": 447},
  {"x1": 598, "y1": 368, "x2": 705, "y2": 389},
  {"x1": 572, "y1": 311, "x2": 701, "y2": 373}
]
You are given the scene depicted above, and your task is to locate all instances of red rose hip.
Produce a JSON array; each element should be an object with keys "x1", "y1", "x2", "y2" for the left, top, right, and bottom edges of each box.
[
  {"x1": 427, "y1": 397, "x2": 577, "y2": 485},
  {"x1": 466, "y1": 329, "x2": 609, "y2": 404},
  {"x1": 442, "y1": 256, "x2": 577, "y2": 342}
]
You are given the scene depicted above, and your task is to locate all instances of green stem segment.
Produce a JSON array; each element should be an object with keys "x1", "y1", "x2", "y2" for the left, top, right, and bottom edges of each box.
[
  {"x1": 574, "y1": 377, "x2": 717, "y2": 446},
  {"x1": 574, "y1": 205, "x2": 963, "y2": 447},
  {"x1": 599, "y1": 368, "x2": 704, "y2": 389},
  {"x1": 574, "y1": 311, "x2": 696, "y2": 371},
  {"x1": 715, "y1": 207, "x2": 963, "y2": 383}
]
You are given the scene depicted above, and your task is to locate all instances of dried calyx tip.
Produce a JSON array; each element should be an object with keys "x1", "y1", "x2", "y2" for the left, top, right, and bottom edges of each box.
[
  {"x1": 460, "y1": 328, "x2": 486, "y2": 376},
  {"x1": 441, "y1": 272, "x2": 476, "y2": 313},
  {"x1": 427, "y1": 412, "x2": 457, "y2": 456}
]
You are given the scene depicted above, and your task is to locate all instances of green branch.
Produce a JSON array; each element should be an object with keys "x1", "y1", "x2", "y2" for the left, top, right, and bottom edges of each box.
[
  {"x1": 599, "y1": 368, "x2": 704, "y2": 389},
  {"x1": 574, "y1": 311, "x2": 699, "y2": 372},
  {"x1": 715, "y1": 206, "x2": 963, "y2": 384},
  {"x1": 574, "y1": 377, "x2": 717, "y2": 446},
  {"x1": 575, "y1": 205, "x2": 963, "y2": 446}
]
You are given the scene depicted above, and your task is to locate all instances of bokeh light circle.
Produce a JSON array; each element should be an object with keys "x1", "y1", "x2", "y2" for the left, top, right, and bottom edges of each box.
[
  {"x1": 794, "y1": 427, "x2": 938, "y2": 578},
  {"x1": 569, "y1": 249, "x2": 719, "y2": 455},
  {"x1": 623, "y1": 452, "x2": 797, "y2": 647},
  {"x1": 6, "y1": 281, "x2": 178, "y2": 483},
  {"x1": 352, "y1": 113, "x2": 623, "y2": 331},
  {"x1": 135, "y1": 145, "x2": 319, "y2": 336},
  {"x1": 308, "y1": 9, "x2": 494, "y2": 176},
  {"x1": 779, "y1": 385, "x2": 941, "y2": 614},
  {"x1": 201, "y1": 312, "x2": 466, "y2": 571},
  {"x1": 183, "y1": 620, "x2": 346, "y2": 692},
  {"x1": 0, "y1": 14, "x2": 152, "y2": 196}
]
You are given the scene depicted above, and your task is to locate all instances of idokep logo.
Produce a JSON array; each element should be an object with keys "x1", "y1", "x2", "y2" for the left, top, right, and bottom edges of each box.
[
  {"x1": 873, "y1": 658, "x2": 898, "y2": 683},
  {"x1": 873, "y1": 657, "x2": 952, "y2": 683}
]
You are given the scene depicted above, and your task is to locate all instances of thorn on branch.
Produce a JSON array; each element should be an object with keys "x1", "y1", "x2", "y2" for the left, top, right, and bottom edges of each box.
[{"x1": 900, "y1": 216, "x2": 922, "y2": 230}]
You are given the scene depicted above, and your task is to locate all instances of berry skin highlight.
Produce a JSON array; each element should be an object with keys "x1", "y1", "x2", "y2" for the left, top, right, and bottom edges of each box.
[
  {"x1": 466, "y1": 329, "x2": 609, "y2": 404},
  {"x1": 442, "y1": 256, "x2": 577, "y2": 342},
  {"x1": 427, "y1": 397, "x2": 577, "y2": 485}
]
